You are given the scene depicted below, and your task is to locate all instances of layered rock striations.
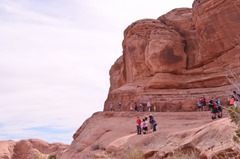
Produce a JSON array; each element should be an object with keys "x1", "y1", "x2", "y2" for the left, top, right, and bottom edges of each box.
[
  {"x1": 1, "y1": 0, "x2": 240, "y2": 159},
  {"x1": 61, "y1": 111, "x2": 240, "y2": 159},
  {"x1": 104, "y1": 0, "x2": 240, "y2": 111}
]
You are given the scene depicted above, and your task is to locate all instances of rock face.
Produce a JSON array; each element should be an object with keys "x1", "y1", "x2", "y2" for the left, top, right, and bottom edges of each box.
[
  {"x1": 0, "y1": 139, "x2": 68, "y2": 159},
  {"x1": 59, "y1": 111, "x2": 240, "y2": 159},
  {"x1": 1, "y1": 0, "x2": 240, "y2": 159},
  {"x1": 104, "y1": 0, "x2": 240, "y2": 111}
]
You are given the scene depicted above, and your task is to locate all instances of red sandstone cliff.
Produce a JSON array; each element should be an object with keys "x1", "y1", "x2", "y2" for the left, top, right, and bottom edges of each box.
[
  {"x1": 1, "y1": 0, "x2": 240, "y2": 159},
  {"x1": 104, "y1": 0, "x2": 240, "y2": 111}
]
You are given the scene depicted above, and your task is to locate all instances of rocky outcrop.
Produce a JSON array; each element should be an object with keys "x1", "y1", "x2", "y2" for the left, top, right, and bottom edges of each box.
[
  {"x1": 0, "y1": 139, "x2": 68, "y2": 159},
  {"x1": 60, "y1": 111, "x2": 240, "y2": 159},
  {"x1": 104, "y1": 0, "x2": 240, "y2": 111}
]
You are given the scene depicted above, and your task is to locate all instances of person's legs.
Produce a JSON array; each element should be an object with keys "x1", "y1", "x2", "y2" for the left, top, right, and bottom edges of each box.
[
  {"x1": 137, "y1": 125, "x2": 141, "y2": 134},
  {"x1": 153, "y1": 124, "x2": 157, "y2": 132},
  {"x1": 234, "y1": 101, "x2": 238, "y2": 107},
  {"x1": 212, "y1": 108, "x2": 217, "y2": 119}
]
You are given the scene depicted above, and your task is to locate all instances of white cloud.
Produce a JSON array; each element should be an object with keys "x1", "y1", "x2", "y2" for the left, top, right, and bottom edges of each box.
[{"x1": 0, "y1": 0, "x2": 192, "y2": 143}]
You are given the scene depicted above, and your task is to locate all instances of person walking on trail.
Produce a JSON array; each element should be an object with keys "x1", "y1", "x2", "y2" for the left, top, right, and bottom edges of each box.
[
  {"x1": 118, "y1": 102, "x2": 122, "y2": 111},
  {"x1": 149, "y1": 114, "x2": 157, "y2": 132},
  {"x1": 139, "y1": 103, "x2": 143, "y2": 112},
  {"x1": 147, "y1": 100, "x2": 152, "y2": 112},
  {"x1": 216, "y1": 97, "x2": 222, "y2": 118},
  {"x1": 153, "y1": 105, "x2": 156, "y2": 112},
  {"x1": 134, "y1": 102, "x2": 138, "y2": 112},
  {"x1": 233, "y1": 91, "x2": 240, "y2": 108},
  {"x1": 109, "y1": 103, "x2": 114, "y2": 111},
  {"x1": 130, "y1": 104, "x2": 133, "y2": 111},
  {"x1": 208, "y1": 97, "x2": 214, "y2": 112},
  {"x1": 229, "y1": 96, "x2": 235, "y2": 106},
  {"x1": 211, "y1": 101, "x2": 218, "y2": 120},
  {"x1": 201, "y1": 95, "x2": 207, "y2": 111},
  {"x1": 142, "y1": 118, "x2": 148, "y2": 134},
  {"x1": 136, "y1": 116, "x2": 142, "y2": 135},
  {"x1": 197, "y1": 99, "x2": 202, "y2": 111}
]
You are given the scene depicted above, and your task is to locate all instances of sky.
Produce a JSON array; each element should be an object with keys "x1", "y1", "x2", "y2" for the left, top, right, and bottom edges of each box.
[{"x1": 0, "y1": 0, "x2": 193, "y2": 144}]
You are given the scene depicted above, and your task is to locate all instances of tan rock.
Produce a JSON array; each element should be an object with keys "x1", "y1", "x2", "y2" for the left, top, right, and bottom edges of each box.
[
  {"x1": 60, "y1": 111, "x2": 240, "y2": 159},
  {"x1": 0, "y1": 139, "x2": 68, "y2": 159},
  {"x1": 0, "y1": 140, "x2": 15, "y2": 159}
]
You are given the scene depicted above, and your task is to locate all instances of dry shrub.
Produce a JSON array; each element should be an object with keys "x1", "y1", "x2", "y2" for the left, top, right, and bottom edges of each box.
[
  {"x1": 165, "y1": 146, "x2": 200, "y2": 159},
  {"x1": 212, "y1": 148, "x2": 240, "y2": 159},
  {"x1": 226, "y1": 106, "x2": 240, "y2": 144},
  {"x1": 116, "y1": 146, "x2": 144, "y2": 159},
  {"x1": 37, "y1": 153, "x2": 57, "y2": 159}
]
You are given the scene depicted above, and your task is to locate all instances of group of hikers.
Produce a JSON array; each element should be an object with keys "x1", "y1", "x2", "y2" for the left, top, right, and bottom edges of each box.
[
  {"x1": 109, "y1": 100, "x2": 156, "y2": 112},
  {"x1": 197, "y1": 95, "x2": 222, "y2": 119},
  {"x1": 136, "y1": 114, "x2": 157, "y2": 135},
  {"x1": 197, "y1": 91, "x2": 240, "y2": 119},
  {"x1": 109, "y1": 91, "x2": 240, "y2": 136}
]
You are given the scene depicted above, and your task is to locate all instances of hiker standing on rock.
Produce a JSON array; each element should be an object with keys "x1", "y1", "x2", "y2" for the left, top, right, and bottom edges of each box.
[
  {"x1": 149, "y1": 114, "x2": 157, "y2": 132},
  {"x1": 233, "y1": 91, "x2": 240, "y2": 108},
  {"x1": 142, "y1": 118, "x2": 148, "y2": 134},
  {"x1": 216, "y1": 97, "x2": 222, "y2": 118},
  {"x1": 118, "y1": 102, "x2": 122, "y2": 111},
  {"x1": 201, "y1": 95, "x2": 207, "y2": 111},
  {"x1": 136, "y1": 117, "x2": 142, "y2": 135},
  {"x1": 229, "y1": 95, "x2": 234, "y2": 106},
  {"x1": 109, "y1": 103, "x2": 114, "y2": 111},
  {"x1": 147, "y1": 100, "x2": 152, "y2": 112},
  {"x1": 208, "y1": 97, "x2": 214, "y2": 112},
  {"x1": 134, "y1": 102, "x2": 138, "y2": 112},
  {"x1": 139, "y1": 102, "x2": 143, "y2": 112},
  {"x1": 211, "y1": 100, "x2": 218, "y2": 119},
  {"x1": 197, "y1": 99, "x2": 202, "y2": 111}
]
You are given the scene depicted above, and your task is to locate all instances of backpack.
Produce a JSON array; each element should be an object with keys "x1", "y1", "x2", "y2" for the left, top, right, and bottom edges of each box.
[
  {"x1": 213, "y1": 103, "x2": 217, "y2": 109},
  {"x1": 209, "y1": 100, "x2": 214, "y2": 106},
  {"x1": 201, "y1": 97, "x2": 205, "y2": 102}
]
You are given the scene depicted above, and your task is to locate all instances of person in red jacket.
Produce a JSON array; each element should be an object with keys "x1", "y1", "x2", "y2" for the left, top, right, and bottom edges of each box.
[{"x1": 136, "y1": 116, "x2": 142, "y2": 135}]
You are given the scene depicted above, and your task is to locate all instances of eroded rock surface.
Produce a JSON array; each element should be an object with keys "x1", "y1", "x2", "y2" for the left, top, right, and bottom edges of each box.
[
  {"x1": 60, "y1": 111, "x2": 240, "y2": 159},
  {"x1": 104, "y1": 0, "x2": 240, "y2": 111},
  {"x1": 0, "y1": 139, "x2": 68, "y2": 159}
]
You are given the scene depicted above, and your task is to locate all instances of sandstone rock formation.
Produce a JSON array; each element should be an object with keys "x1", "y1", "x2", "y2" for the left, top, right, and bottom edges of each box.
[
  {"x1": 60, "y1": 111, "x2": 240, "y2": 159},
  {"x1": 1, "y1": 0, "x2": 240, "y2": 159},
  {"x1": 0, "y1": 139, "x2": 68, "y2": 159},
  {"x1": 104, "y1": 0, "x2": 240, "y2": 111}
]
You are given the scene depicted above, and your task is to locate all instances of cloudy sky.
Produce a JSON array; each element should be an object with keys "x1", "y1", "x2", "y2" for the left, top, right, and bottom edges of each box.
[{"x1": 0, "y1": 0, "x2": 193, "y2": 144}]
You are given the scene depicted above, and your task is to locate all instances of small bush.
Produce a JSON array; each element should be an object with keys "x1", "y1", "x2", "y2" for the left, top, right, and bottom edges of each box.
[
  {"x1": 91, "y1": 144, "x2": 100, "y2": 150},
  {"x1": 37, "y1": 153, "x2": 47, "y2": 159},
  {"x1": 37, "y1": 153, "x2": 57, "y2": 159}
]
